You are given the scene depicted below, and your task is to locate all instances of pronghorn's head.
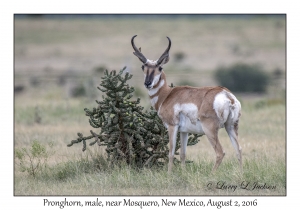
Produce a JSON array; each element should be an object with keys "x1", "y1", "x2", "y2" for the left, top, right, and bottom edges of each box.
[{"x1": 131, "y1": 35, "x2": 171, "y2": 90}]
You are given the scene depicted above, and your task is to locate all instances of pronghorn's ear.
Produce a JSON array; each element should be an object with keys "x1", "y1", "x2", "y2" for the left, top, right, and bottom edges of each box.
[{"x1": 158, "y1": 56, "x2": 169, "y2": 66}]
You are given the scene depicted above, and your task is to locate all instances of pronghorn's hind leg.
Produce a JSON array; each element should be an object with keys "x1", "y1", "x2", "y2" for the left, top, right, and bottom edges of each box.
[
  {"x1": 201, "y1": 118, "x2": 225, "y2": 173},
  {"x1": 225, "y1": 120, "x2": 242, "y2": 172},
  {"x1": 167, "y1": 125, "x2": 179, "y2": 173}
]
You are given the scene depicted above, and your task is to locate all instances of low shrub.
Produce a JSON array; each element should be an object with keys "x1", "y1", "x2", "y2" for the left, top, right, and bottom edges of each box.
[
  {"x1": 67, "y1": 67, "x2": 201, "y2": 169},
  {"x1": 94, "y1": 65, "x2": 107, "y2": 74},
  {"x1": 214, "y1": 63, "x2": 270, "y2": 93},
  {"x1": 70, "y1": 83, "x2": 86, "y2": 97},
  {"x1": 15, "y1": 140, "x2": 54, "y2": 178},
  {"x1": 174, "y1": 51, "x2": 185, "y2": 62},
  {"x1": 177, "y1": 79, "x2": 196, "y2": 87}
]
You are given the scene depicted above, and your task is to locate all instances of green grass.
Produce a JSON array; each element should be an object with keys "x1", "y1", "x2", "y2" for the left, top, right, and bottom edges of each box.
[{"x1": 14, "y1": 151, "x2": 285, "y2": 195}]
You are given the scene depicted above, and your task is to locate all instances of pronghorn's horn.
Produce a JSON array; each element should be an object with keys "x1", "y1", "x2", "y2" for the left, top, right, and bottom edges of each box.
[
  {"x1": 131, "y1": 35, "x2": 148, "y2": 64},
  {"x1": 156, "y1": 36, "x2": 171, "y2": 66}
]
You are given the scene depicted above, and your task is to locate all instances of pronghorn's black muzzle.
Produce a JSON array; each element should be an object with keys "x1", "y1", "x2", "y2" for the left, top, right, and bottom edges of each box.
[
  {"x1": 144, "y1": 80, "x2": 152, "y2": 88},
  {"x1": 144, "y1": 68, "x2": 155, "y2": 88}
]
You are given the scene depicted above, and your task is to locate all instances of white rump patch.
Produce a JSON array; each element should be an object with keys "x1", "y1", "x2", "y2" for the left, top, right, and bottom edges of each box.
[{"x1": 213, "y1": 91, "x2": 241, "y2": 127}]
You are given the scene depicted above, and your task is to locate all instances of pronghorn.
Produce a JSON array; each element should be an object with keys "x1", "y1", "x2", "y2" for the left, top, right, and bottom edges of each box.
[{"x1": 131, "y1": 35, "x2": 242, "y2": 173}]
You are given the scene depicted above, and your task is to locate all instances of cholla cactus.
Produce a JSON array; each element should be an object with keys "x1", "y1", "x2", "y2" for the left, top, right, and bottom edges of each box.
[{"x1": 68, "y1": 67, "x2": 201, "y2": 168}]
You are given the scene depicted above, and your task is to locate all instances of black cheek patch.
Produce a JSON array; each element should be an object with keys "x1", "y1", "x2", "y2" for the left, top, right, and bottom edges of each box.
[
  {"x1": 141, "y1": 65, "x2": 144, "y2": 71},
  {"x1": 159, "y1": 66, "x2": 163, "y2": 71}
]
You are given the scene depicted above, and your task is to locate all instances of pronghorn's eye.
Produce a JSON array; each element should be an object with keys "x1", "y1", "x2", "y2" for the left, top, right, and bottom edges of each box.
[
  {"x1": 141, "y1": 65, "x2": 144, "y2": 71},
  {"x1": 159, "y1": 66, "x2": 163, "y2": 71}
]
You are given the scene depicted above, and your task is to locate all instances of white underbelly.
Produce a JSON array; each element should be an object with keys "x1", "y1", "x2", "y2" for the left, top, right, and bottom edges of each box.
[{"x1": 178, "y1": 112, "x2": 205, "y2": 135}]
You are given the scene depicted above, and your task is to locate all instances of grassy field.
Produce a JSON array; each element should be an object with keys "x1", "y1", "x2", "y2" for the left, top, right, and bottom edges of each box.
[
  {"x1": 14, "y1": 15, "x2": 286, "y2": 196},
  {"x1": 14, "y1": 94, "x2": 286, "y2": 196}
]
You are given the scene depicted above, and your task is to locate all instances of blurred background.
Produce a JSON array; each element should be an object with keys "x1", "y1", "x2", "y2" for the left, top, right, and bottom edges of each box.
[
  {"x1": 14, "y1": 14, "x2": 285, "y2": 110},
  {"x1": 14, "y1": 14, "x2": 286, "y2": 152}
]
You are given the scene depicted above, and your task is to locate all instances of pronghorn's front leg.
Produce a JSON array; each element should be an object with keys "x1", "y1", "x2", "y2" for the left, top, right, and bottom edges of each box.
[
  {"x1": 168, "y1": 125, "x2": 179, "y2": 173},
  {"x1": 180, "y1": 132, "x2": 188, "y2": 167}
]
